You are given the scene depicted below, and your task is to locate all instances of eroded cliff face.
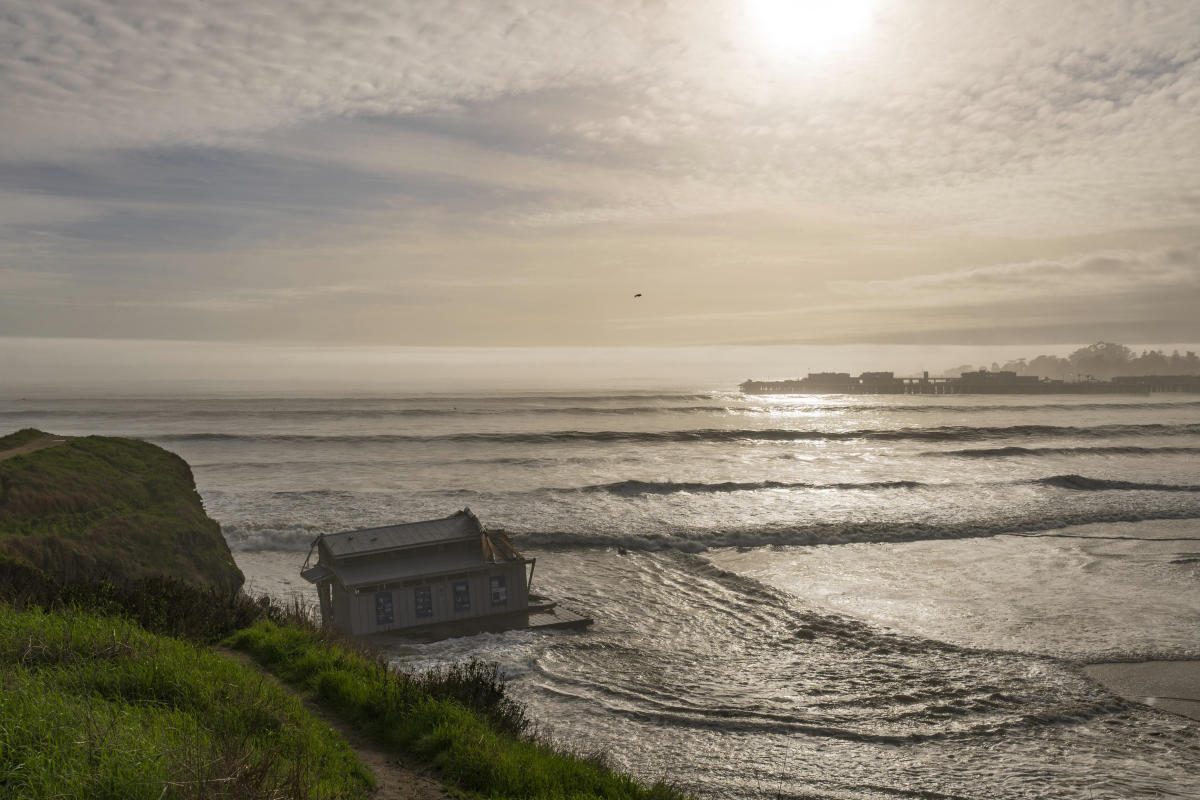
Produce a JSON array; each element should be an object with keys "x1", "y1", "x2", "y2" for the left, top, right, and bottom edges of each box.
[{"x1": 0, "y1": 429, "x2": 244, "y2": 593}]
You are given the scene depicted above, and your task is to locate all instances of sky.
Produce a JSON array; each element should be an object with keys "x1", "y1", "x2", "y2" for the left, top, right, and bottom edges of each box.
[{"x1": 1, "y1": 0, "x2": 1199, "y2": 389}]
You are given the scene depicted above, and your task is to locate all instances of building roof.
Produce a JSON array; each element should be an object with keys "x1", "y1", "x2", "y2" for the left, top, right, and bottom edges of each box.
[
  {"x1": 324, "y1": 549, "x2": 491, "y2": 590},
  {"x1": 301, "y1": 508, "x2": 528, "y2": 588},
  {"x1": 320, "y1": 508, "x2": 484, "y2": 559},
  {"x1": 300, "y1": 563, "x2": 334, "y2": 583}
]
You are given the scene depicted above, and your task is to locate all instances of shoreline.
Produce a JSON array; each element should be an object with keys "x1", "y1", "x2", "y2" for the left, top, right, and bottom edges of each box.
[{"x1": 1084, "y1": 660, "x2": 1200, "y2": 722}]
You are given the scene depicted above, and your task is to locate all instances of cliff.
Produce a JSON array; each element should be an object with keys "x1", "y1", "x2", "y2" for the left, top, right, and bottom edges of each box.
[{"x1": 0, "y1": 429, "x2": 243, "y2": 593}]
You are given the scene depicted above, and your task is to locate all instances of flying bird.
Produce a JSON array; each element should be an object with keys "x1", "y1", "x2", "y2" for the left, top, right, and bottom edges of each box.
[{"x1": 633, "y1": 293, "x2": 642, "y2": 298}]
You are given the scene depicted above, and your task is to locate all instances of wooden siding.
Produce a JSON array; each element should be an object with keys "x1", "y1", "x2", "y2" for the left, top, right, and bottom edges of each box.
[
  {"x1": 341, "y1": 560, "x2": 529, "y2": 635},
  {"x1": 330, "y1": 581, "x2": 354, "y2": 633}
]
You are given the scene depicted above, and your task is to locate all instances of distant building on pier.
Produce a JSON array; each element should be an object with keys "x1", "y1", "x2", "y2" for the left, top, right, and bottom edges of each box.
[
  {"x1": 1112, "y1": 375, "x2": 1200, "y2": 393},
  {"x1": 738, "y1": 369, "x2": 1196, "y2": 395}
]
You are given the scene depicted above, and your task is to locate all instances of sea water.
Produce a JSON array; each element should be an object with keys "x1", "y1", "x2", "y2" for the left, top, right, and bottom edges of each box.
[{"x1": 4, "y1": 392, "x2": 1199, "y2": 798}]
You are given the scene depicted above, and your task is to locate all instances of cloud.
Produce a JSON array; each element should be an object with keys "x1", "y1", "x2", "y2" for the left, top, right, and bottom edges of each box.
[
  {"x1": 0, "y1": 0, "x2": 672, "y2": 158},
  {"x1": 828, "y1": 245, "x2": 1200, "y2": 304},
  {"x1": 791, "y1": 245, "x2": 1200, "y2": 344},
  {"x1": 1, "y1": 1, "x2": 1199, "y2": 347},
  {"x1": 3, "y1": 1, "x2": 1198, "y2": 235},
  {"x1": 0, "y1": 266, "x2": 65, "y2": 293}
]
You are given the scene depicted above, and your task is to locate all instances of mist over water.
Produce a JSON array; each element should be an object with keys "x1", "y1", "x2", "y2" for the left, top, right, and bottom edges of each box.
[{"x1": 5, "y1": 391, "x2": 1199, "y2": 798}]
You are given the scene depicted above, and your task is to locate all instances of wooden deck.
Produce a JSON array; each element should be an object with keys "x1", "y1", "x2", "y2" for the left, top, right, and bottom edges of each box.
[
  {"x1": 367, "y1": 597, "x2": 594, "y2": 643},
  {"x1": 526, "y1": 605, "x2": 593, "y2": 631}
]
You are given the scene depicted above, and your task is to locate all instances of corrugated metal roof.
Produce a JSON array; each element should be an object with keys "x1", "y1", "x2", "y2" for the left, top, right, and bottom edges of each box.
[
  {"x1": 321, "y1": 509, "x2": 483, "y2": 558},
  {"x1": 327, "y1": 549, "x2": 492, "y2": 589},
  {"x1": 300, "y1": 563, "x2": 334, "y2": 583}
]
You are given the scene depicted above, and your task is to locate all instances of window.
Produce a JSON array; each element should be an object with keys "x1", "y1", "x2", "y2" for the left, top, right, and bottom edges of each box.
[
  {"x1": 374, "y1": 591, "x2": 394, "y2": 626},
  {"x1": 489, "y1": 575, "x2": 508, "y2": 606},
  {"x1": 453, "y1": 580, "x2": 471, "y2": 612},
  {"x1": 414, "y1": 586, "x2": 433, "y2": 618}
]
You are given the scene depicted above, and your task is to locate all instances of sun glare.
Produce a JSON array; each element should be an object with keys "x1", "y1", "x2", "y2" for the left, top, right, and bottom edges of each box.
[{"x1": 745, "y1": 0, "x2": 876, "y2": 58}]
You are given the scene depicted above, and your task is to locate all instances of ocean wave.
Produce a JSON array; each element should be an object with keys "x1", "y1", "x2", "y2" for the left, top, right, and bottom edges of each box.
[
  {"x1": 401, "y1": 393, "x2": 718, "y2": 403},
  {"x1": 215, "y1": 473, "x2": 1200, "y2": 504},
  {"x1": 0, "y1": 404, "x2": 731, "y2": 419},
  {"x1": 7, "y1": 398, "x2": 1197, "y2": 421},
  {"x1": 537, "y1": 686, "x2": 1120, "y2": 745},
  {"x1": 208, "y1": 473, "x2": 1200, "y2": 505},
  {"x1": 564, "y1": 475, "x2": 1200, "y2": 496},
  {"x1": 192, "y1": 455, "x2": 595, "y2": 470},
  {"x1": 220, "y1": 520, "x2": 329, "y2": 551},
  {"x1": 512, "y1": 509, "x2": 1200, "y2": 553},
  {"x1": 1034, "y1": 474, "x2": 1200, "y2": 492},
  {"x1": 748, "y1": 400, "x2": 1200, "y2": 414},
  {"x1": 214, "y1": 507, "x2": 1200, "y2": 553},
  {"x1": 152, "y1": 422, "x2": 1200, "y2": 446},
  {"x1": 927, "y1": 445, "x2": 1200, "y2": 458},
  {"x1": 573, "y1": 479, "x2": 926, "y2": 495}
]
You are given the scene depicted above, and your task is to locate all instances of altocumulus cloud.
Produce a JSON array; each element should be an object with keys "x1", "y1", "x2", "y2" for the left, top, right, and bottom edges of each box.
[
  {"x1": 0, "y1": 0, "x2": 668, "y2": 157},
  {"x1": 0, "y1": 0, "x2": 1198, "y2": 347},
  {"x1": 3, "y1": 0, "x2": 1198, "y2": 224}
]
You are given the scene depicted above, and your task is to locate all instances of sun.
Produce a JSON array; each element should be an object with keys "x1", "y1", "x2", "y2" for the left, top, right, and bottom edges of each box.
[{"x1": 745, "y1": 0, "x2": 876, "y2": 59}]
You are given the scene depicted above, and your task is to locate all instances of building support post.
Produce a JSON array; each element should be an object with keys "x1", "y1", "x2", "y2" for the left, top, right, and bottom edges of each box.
[{"x1": 318, "y1": 581, "x2": 333, "y2": 626}]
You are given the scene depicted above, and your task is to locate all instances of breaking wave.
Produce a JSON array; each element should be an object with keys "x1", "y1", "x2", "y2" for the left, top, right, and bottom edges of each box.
[
  {"x1": 573, "y1": 479, "x2": 926, "y2": 495},
  {"x1": 221, "y1": 520, "x2": 329, "y2": 551},
  {"x1": 568, "y1": 475, "x2": 1200, "y2": 496},
  {"x1": 927, "y1": 445, "x2": 1200, "y2": 458},
  {"x1": 191, "y1": 455, "x2": 597, "y2": 470},
  {"x1": 513, "y1": 509, "x2": 1200, "y2": 553},
  {"x1": 222, "y1": 509, "x2": 1200, "y2": 553},
  {"x1": 216, "y1": 474, "x2": 1200, "y2": 505},
  {"x1": 1034, "y1": 474, "x2": 1200, "y2": 492}
]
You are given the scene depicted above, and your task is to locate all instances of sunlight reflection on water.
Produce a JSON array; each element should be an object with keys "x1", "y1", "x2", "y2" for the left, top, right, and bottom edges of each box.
[{"x1": 9, "y1": 391, "x2": 1200, "y2": 798}]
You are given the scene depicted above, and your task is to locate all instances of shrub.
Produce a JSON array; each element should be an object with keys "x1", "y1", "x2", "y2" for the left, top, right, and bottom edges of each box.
[{"x1": 228, "y1": 620, "x2": 691, "y2": 799}]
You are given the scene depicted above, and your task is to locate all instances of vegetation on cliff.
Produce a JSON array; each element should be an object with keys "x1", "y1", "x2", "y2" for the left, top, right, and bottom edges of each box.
[
  {"x1": 2, "y1": 572, "x2": 692, "y2": 800},
  {"x1": 0, "y1": 604, "x2": 372, "y2": 800},
  {"x1": 229, "y1": 620, "x2": 687, "y2": 799},
  {"x1": 0, "y1": 429, "x2": 243, "y2": 593},
  {"x1": 0, "y1": 429, "x2": 694, "y2": 799}
]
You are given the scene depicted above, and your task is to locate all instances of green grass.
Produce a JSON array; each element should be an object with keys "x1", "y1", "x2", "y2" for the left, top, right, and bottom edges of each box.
[
  {"x1": 228, "y1": 620, "x2": 692, "y2": 800},
  {"x1": 0, "y1": 430, "x2": 243, "y2": 593},
  {"x1": 0, "y1": 429, "x2": 50, "y2": 452},
  {"x1": 0, "y1": 604, "x2": 372, "y2": 800},
  {"x1": 0, "y1": 570, "x2": 279, "y2": 644},
  {"x1": 4, "y1": 572, "x2": 692, "y2": 798}
]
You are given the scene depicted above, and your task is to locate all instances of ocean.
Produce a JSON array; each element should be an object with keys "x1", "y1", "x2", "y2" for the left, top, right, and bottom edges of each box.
[{"x1": 4, "y1": 391, "x2": 1199, "y2": 798}]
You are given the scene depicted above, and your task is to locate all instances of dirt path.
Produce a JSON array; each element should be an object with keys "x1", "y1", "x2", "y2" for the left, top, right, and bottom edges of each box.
[
  {"x1": 216, "y1": 647, "x2": 450, "y2": 800},
  {"x1": 0, "y1": 433, "x2": 74, "y2": 462}
]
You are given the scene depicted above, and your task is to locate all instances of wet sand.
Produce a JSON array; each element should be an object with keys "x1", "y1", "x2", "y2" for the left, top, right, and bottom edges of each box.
[{"x1": 1084, "y1": 661, "x2": 1200, "y2": 722}]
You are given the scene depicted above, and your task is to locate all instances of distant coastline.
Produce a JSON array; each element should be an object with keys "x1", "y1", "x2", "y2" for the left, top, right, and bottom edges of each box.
[{"x1": 740, "y1": 370, "x2": 1200, "y2": 395}]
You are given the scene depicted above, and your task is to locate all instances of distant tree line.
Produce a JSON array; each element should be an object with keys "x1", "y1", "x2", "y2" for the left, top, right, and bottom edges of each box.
[{"x1": 942, "y1": 342, "x2": 1200, "y2": 381}]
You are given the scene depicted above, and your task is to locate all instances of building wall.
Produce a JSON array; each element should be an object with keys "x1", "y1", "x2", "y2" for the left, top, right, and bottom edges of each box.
[
  {"x1": 331, "y1": 581, "x2": 353, "y2": 632},
  {"x1": 343, "y1": 560, "x2": 529, "y2": 635}
]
